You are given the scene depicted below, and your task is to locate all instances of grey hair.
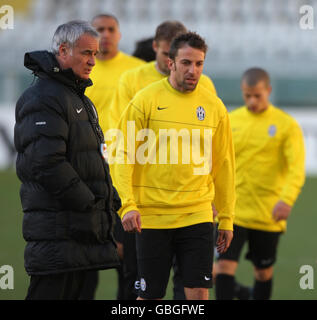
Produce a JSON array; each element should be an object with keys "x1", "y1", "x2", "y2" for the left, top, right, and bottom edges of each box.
[{"x1": 51, "y1": 20, "x2": 99, "y2": 54}]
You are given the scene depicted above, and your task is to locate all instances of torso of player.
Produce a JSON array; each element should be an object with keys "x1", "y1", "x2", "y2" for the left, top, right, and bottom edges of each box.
[
  {"x1": 230, "y1": 105, "x2": 291, "y2": 190},
  {"x1": 130, "y1": 78, "x2": 225, "y2": 195}
]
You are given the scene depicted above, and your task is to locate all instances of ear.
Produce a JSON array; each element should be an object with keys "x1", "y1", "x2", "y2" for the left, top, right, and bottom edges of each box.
[
  {"x1": 167, "y1": 58, "x2": 174, "y2": 71},
  {"x1": 152, "y1": 40, "x2": 158, "y2": 53},
  {"x1": 268, "y1": 85, "x2": 272, "y2": 95},
  {"x1": 58, "y1": 43, "x2": 69, "y2": 58}
]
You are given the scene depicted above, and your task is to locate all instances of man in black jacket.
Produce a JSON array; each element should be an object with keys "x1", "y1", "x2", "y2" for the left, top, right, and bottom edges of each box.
[{"x1": 14, "y1": 20, "x2": 120, "y2": 300}]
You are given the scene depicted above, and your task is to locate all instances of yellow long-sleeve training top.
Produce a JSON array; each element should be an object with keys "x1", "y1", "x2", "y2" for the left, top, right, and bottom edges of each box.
[
  {"x1": 111, "y1": 78, "x2": 235, "y2": 230},
  {"x1": 85, "y1": 51, "x2": 144, "y2": 132},
  {"x1": 230, "y1": 105, "x2": 305, "y2": 232},
  {"x1": 108, "y1": 61, "x2": 217, "y2": 129}
]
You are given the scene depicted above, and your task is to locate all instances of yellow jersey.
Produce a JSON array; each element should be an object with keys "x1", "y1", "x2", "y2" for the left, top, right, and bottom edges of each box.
[
  {"x1": 85, "y1": 51, "x2": 144, "y2": 132},
  {"x1": 111, "y1": 78, "x2": 235, "y2": 230},
  {"x1": 108, "y1": 61, "x2": 217, "y2": 129},
  {"x1": 230, "y1": 105, "x2": 305, "y2": 232}
]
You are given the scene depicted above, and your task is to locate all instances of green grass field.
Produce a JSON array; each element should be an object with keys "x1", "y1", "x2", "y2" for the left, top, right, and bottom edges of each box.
[{"x1": 0, "y1": 169, "x2": 316, "y2": 300}]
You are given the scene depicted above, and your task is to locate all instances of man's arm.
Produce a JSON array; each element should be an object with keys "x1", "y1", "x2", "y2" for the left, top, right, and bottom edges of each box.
[
  {"x1": 211, "y1": 107, "x2": 236, "y2": 252},
  {"x1": 110, "y1": 93, "x2": 146, "y2": 230},
  {"x1": 273, "y1": 119, "x2": 306, "y2": 221}
]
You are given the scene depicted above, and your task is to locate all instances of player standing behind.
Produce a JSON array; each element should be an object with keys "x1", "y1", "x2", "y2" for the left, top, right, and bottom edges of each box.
[
  {"x1": 111, "y1": 32, "x2": 235, "y2": 300},
  {"x1": 82, "y1": 13, "x2": 144, "y2": 300},
  {"x1": 215, "y1": 68, "x2": 306, "y2": 300},
  {"x1": 107, "y1": 21, "x2": 215, "y2": 300},
  {"x1": 85, "y1": 14, "x2": 145, "y2": 133},
  {"x1": 107, "y1": 21, "x2": 217, "y2": 131}
]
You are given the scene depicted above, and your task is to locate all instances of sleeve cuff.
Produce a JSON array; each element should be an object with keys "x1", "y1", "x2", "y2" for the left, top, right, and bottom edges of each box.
[
  {"x1": 218, "y1": 217, "x2": 233, "y2": 231},
  {"x1": 119, "y1": 204, "x2": 139, "y2": 220}
]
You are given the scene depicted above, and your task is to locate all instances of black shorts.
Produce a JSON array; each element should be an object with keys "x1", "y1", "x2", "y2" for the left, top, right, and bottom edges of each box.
[
  {"x1": 135, "y1": 223, "x2": 214, "y2": 299},
  {"x1": 216, "y1": 224, "x2": 282, "y2": 269}
]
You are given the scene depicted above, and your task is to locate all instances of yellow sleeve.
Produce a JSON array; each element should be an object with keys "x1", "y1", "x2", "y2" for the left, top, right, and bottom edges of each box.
[
  {"x1": 110, "y1": 96, "x2": 145, "y2": 219},
  {"x1": 108, "y1": 72, "x2": 135, "y2": 130},
  {"x1": 280, "y1": 120, "x2": 306, "y2": 206},
  {"x1": 211, "y1": 110, "x2": 236, "y2": 231},
  {"x1": 201, "y1": 75, "x2": 217, "y2": 95}
]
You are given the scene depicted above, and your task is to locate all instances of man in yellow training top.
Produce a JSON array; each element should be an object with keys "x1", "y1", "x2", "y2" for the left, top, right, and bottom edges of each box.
[
  {"x1": 215, "y1": 68, "x2": 306, "y2": 300},
  {"x1": 111, "y1": 32, "x2": 235, "y2": 300},
  {"x1": 85, "y1": 14, "x2": 144, "y2": 132},
  {"x1": 108, "y1": 20, "x2": 188, "y2": 301},
  {"x1": 107, "y1": 21, "x2": 217, "y2": 132}
]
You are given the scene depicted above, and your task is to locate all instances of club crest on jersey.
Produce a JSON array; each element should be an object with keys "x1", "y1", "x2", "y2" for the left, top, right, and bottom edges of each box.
[
  {"x1": 196, "y1": 106, "x2": 206, "y2": 121},
  {"x1": 268, "y1": 125, "x2": 277, "y2": 137}
]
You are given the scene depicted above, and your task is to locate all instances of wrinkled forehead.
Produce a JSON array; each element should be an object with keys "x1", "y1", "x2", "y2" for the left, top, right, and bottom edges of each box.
[{"x1": 74, "y1": 33, "x2": 99, "y2": 50}]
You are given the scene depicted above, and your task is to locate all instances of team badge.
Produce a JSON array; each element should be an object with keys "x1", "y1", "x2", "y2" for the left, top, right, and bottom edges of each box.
[
  {"x1": 196, "y1": 106, "x2": 206, "y2": 121},
  {"x1": 140, "y1": 278, "x2": 146, "y2": 291},
  {"x1": 268, "y1": 125, "x2": 277, "y2": 137}
]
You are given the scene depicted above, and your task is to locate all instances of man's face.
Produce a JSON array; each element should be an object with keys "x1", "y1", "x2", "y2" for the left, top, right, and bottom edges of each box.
[
  {"x1": 153, "y1": 40, "x2": 171, "y2": 75},
  {"x1": 168, "y1": 44, "x2": 205, "y2": 92},
  {"x1": 60, "y1": 33, "x2": 99, "y2": 80},
  {"x1": 241, "y1": 80, "x2": 272, "y2": 113},
  {"x1": 92, "y1": 16, "x2": 121, "y2": 55}
]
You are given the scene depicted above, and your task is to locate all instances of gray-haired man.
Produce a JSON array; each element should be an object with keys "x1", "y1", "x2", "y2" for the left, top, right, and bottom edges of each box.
[{"x1": 14, "y1": 20, "x2": 120, "y2": 300}]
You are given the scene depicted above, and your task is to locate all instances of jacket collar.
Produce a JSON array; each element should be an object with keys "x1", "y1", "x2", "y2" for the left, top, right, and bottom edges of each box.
[{"x1": 24, "y1": 50, "x2": 92, "y2": 93}]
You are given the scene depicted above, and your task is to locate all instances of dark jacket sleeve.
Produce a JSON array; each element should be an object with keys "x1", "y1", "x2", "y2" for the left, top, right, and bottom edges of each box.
[
  {"x1": 16, "y1": 97, "x2": 95, "y2": 212},
  {"x1": 112, "y1": 186, "x2": 122, "y2": 212}
]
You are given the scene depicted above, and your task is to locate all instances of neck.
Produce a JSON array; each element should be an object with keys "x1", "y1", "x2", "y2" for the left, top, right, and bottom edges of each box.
[
  {"x1": 97, "y1": 49, "x2": 119, "y2": 61},
  {"x1": 155, "y1": 62, "x2": 169, "y2": 76},
  {"x1": 168, "y1": 76, "x2": 192, "y2": 93}
]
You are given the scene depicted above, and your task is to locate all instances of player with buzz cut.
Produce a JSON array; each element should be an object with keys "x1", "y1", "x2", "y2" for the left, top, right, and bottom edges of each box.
[
  {"x1": 107, "y1": 20, "x2": 217, "y2": 131},
  {"x1": 85, "y1": 14, "x2": 145, "y2": 133},
  {"x1": 111, "y1": 32, "x2": 235, "y2": 300},
  {"x1": 215, "y1": 68, "x2": 306, "y2": 300}
]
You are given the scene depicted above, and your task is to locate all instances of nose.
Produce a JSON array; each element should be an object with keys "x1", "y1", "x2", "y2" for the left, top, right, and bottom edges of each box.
[
  {"x1": 88, "y1": 55, "x2": 96, "y2": 66},
  {"x1": 249, "y1": 97, "x2": 257, "y2": 105},
  {"x1": 188, "y1": 64, "x2": 196, "y2": 75}
]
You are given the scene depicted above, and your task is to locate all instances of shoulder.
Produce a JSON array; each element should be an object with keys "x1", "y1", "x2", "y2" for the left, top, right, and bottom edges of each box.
[
  {"x1": 271, "y1": 105, "x2": 302, "y2": 130},
  {"x1": 119, "y1": 51, "x2": 145, "y2": 67},
  {"x1": 16, "y1": 78, "x2": 67, "y2": 121},
  {"x1": 133, "y1": 78, "x2": 165, "y2": 100},
  {"x1": 119, "y1": 61, "x2": 149, "y2": 82},
  {"x1": 229, "y1": 106, "x2": 246, "y2": 117}
]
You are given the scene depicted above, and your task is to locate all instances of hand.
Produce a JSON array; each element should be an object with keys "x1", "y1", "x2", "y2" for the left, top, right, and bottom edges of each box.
[
  {"x1": 272, "y1": 200, "x2": 292, "y2": 221},
  {"x1": 122, "y1": 210, "x2": 142, "y2": 233},
  {"x1": 216, "y1": 230, "x2": 233, "y2": 254},
  {"x1": 212, "y1": 203, "x2": 218, "y2": 219}
]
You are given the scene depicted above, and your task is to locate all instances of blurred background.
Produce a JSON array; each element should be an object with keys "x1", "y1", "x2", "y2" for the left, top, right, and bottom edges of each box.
[{"x1": 0, "y1": 0, "x2": 316, "y2": 300}]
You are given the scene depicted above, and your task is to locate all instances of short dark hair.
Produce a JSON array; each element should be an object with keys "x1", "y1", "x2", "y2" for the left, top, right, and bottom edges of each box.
[
  {"x1": 169, "y1": 32, "x2": 208, "y2": 60},
  {"x1": 154, "y1": 21, "x2": 187, "y2": 43},
  {"x1": 92, "y1": 14, "x2": 119, "y2": 26},
  {"x1": 133, "y1": 37, "x2": 156, "y2": 62},
  {"x1": 242, "y1": 68, "x2": 271, "y2": 87}
]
